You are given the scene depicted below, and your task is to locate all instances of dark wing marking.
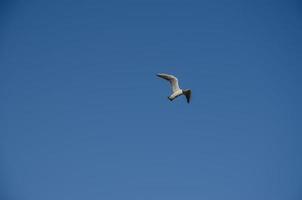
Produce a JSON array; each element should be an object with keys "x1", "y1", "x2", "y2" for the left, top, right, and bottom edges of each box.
[{"x1": 184, "y1": 90, "x2": 191, "y2": 103}]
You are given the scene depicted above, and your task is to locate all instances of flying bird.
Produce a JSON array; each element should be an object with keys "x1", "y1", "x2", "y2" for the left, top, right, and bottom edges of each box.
[{"x1": 157, "y1": 73, "x2": 191, "y2": 103}]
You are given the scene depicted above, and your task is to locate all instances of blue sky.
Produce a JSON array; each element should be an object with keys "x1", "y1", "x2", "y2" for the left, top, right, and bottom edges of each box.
[{"x1": 1, "y1": 0, "x2": 302, "y2": 199}]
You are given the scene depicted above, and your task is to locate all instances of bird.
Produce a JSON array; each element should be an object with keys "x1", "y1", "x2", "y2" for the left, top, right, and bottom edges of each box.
[{"x1": 157, "y1": 73, "x2": 191, "y2": 103}]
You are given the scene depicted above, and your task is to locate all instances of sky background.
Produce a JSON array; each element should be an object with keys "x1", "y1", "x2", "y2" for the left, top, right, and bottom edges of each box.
[{"x1": 1, "y1": 0, "x2": 302, "y2": 199}]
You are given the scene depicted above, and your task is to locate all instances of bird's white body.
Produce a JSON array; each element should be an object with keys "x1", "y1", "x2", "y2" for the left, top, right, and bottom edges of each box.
[
  {"x1": 157, "y1": 73, "x2": 192, "y2": 103},
  {"x1": 168, "y1": 89, "x2": 183, "y2": 101}
]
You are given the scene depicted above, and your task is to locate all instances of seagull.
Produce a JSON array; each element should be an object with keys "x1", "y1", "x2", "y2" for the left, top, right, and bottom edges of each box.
[{"x1": 157, "y1": 73, "x2": 192, "y2": 103}]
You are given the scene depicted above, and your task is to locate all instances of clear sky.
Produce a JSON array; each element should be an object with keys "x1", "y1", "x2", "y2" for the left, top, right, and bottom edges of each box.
[{"x1": 1, "y1": 0, "x2": 302, "y2": 199}]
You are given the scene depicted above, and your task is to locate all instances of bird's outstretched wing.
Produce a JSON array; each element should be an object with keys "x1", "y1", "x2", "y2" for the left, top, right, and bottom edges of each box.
[
  {"x1": 184, "y1": 90, "x2": 191, "y2": 103},
  {"x1": 157, "y1": 73, "x2": 180, "y2": 92}
]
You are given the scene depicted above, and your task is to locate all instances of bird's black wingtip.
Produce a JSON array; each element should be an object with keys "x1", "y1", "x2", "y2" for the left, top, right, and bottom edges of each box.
[{"x1": 184, "y1": 89, "x2": 191, "y2": 104}]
